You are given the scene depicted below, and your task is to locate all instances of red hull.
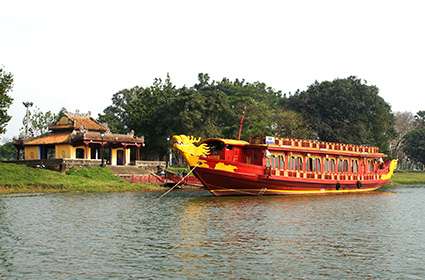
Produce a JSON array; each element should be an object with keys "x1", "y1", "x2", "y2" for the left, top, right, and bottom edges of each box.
[{"x1": 194, "y1": 167, "x2": 388, "y2": 196}]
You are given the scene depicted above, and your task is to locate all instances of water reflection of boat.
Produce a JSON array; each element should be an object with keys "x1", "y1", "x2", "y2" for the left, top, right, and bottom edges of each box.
[{"x1": 172, "y1": 135, "x2": 397, "y2": 196}]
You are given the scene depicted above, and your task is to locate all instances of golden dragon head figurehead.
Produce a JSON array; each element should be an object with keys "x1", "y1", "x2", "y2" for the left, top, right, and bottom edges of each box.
[
  {"x1": 381, "y1": 159, "x2": 398, "y2": 180},
  {"x1": 171, "y1": 135, "x2": 210, "y2": 167}
]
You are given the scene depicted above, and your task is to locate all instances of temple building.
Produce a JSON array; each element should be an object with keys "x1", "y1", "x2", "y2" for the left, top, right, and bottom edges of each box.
[{"x1": 14, "y1": 112, "x2": 144, "y2": 166}]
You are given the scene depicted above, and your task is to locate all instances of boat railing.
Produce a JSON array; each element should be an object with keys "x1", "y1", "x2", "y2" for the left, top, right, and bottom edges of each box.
[{"x1": 274, "y1": 138, "x2": 380, "y2": 154}]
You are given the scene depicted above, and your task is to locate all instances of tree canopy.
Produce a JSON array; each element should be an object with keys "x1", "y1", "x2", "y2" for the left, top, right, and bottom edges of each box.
[
  {"x1": 99, "y1": 74, "x2": 310, "y2": 159},
  {"x1": 286, "y1": 76, "x2": 395, "y2": 152},
  {"x1": 403, "y1": 111, "x2": 425, "y2": 165},
  {"x1": 20, "y1": 102, "x2": 58, "y2": 138},
  {"x1": 100, "y1": 74, "x2": 395, "y2": 159},
  {"x1": 0, "y1": 141, "x2": 15, "y2": 160},
  {"x1": 0, "y1": 67, "x2": 14, "y2": 134}
]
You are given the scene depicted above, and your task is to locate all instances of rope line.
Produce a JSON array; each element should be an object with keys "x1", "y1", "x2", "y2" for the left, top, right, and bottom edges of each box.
[{"x1": 158, "y1": 165, "x2": 198, "y2": 199}]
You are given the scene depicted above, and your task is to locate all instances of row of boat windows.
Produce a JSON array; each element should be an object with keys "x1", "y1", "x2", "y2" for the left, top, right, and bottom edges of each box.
[{"x1": 266, "y1": 155, "x2": 374, "y2": 173}]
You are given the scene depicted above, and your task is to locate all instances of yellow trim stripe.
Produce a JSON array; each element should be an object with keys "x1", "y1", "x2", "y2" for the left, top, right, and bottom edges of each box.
[{"x1": 210, "y1": 187, "x2": 380, "y2": 195}]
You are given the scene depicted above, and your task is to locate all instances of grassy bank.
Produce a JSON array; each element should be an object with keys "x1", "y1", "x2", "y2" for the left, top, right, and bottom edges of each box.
[
  {"x1": 0, "y1": 162, "x2": 166, "y2": 194},
  {"x1": 392, "y1": 171, "x2": 425, "y2": 185}
]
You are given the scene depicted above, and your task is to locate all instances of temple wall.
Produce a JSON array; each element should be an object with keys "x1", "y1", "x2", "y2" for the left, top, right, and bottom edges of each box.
[
  {"x1": 55, "y1": 144, "x2": 74, "y2": 159},
  {"x1": 111, "y1": 148, "x2": 117, "y2": 165},
  {"x1": 126, "y1": 148, "x2": 131, "y2": 165},
  {"x1": 24, "y1": 146, "x2": 40, "y2": 160}
]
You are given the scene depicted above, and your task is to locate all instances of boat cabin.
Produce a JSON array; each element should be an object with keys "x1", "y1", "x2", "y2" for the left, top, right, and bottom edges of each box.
[{"x1": 201, "y1": 136, "x2": 387, "y2": 181}]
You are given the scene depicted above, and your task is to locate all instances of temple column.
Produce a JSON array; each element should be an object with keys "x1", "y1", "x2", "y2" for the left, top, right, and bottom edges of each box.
[
  {"x1": 84, "y1": 143, "x2": 89, "y2": 159},
  {"x1": 136, "y1": 147, "x2": 141, "y2": 161}
]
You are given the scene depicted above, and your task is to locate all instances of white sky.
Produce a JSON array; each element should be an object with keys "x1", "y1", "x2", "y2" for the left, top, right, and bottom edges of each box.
[{"x1": 1, "y1": 0, "x2": 424, "y2": 142}]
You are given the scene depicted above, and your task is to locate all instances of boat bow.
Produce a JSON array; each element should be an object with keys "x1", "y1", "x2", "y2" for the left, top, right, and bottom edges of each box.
[{"x1": 171, "y1": 135, "x2": 210, "y2": 167}]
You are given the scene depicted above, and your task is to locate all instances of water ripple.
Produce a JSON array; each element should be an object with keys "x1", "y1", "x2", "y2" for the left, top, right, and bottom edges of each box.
[{"x1": 1, "y1": 187, "x2": 425, "y2": 279}]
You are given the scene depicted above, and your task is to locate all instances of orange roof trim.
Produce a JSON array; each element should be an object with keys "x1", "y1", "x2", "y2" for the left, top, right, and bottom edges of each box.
[{"x1": 24, "y1": 133, "x2": 71, "y2": 145}]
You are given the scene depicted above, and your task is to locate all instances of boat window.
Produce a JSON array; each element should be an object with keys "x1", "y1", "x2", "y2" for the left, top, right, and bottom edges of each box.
[
  {"x1": 343, "y1": 160, "x2": 349, "y2": 172},
  {"x1": 338, "y1": 160, "x2": 343, "y2": 172},
  {"x1": 352, "y1": 160, "x2": 359, "y2": 173},
  {"x1": 279, "y1": 155, "x2": 285, "y2": 169},
  {"x1": 266, "y1": 158, "x2": 271, "y2": 168},
  {"x1": 307, "y1": 157, "x2": 313, "y2": 172},
  {"x1": 271, "y1": 156, "x2": 276, "y2": 169},
  {"x1": 368, "y1": 160, "x2": 374, "y2": 172},
  {"x1": 289, "y1": 156, "x2": 294, "y2": 170},
  {"x1": 308, "y1": 157, "x2": 321, "y2": 172},
  {"x1": 205, "y1": 141, "x2": 225, "y2": 155},
  {"x1": 296, "y1": 157, "x2": 303, "y2": 170},
  {"x1": 338, "y1": 159, "x2": 349, "y2": 173},
  {"x1": 330, "y1": 159, "x2": 335, "y2": 172},
  {"x1": 316, "y1": 158, "x2": 321, "y2": 172},
  {"x1": 288, "y1": 156, "x2": 302, "y2": 170}
]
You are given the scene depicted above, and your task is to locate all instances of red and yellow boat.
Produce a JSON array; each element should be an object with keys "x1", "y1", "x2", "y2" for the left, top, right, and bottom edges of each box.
[{"x1": 172, "y1": 135, "x2": 397, "y2": 196}]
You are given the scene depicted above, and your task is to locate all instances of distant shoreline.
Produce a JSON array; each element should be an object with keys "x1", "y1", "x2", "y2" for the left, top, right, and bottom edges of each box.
[{"x1": 391, "y1": 171, "x2": 425, "y2": 186}]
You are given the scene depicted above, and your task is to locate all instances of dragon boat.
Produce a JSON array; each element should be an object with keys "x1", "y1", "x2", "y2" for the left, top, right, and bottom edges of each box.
[{"x1": 171, "y1": 135, "x2": 397, "y2": 196}]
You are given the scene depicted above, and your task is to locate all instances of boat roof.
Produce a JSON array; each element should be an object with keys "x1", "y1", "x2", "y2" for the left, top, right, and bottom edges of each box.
[
  {"x1": 201, "y1": 138, "x2": 249, "y2": 146},
  {"x1": 201, "y1": 137, "x2": 385, "y2": 158}
]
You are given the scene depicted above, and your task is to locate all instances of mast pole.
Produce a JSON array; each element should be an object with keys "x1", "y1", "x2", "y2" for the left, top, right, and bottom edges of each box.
[{"x1": 237, "y1": 107, "x2": 246, "y2": 140}]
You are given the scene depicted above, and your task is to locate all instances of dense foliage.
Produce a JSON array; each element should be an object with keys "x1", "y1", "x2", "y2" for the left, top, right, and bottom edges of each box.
[
  {"x1": 0, "y1": 142, "x2": 15, "y2": 160},
  {"x1": 403, "y1": 111, "x2": 425, "y2": 165},
  {"x1": 286, "y1": 76, "x2": 395, "y2": 153},
  {"x1": 99, "y1": 74, "x2": 395, "y2": 159},
  {"x1": 99, "y1": 74, "x2": 312, "y2": 158},
  {"x1": 0, "y1": 67, "x2": 14, "y2": 134}
]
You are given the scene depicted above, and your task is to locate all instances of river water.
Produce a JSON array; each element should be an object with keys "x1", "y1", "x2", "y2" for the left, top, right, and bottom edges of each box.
[{"x1": 1, "y1": 186, "x2": 425, "y2": 280}]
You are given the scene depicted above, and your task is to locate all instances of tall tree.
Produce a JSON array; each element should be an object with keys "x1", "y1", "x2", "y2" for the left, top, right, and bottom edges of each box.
[
  {"x1": 286, "y1": 76, "x2": 395, "y2": 152},
  {"x1": 0, "y1": 141, "x2": 15, "y2": 160},
  {"x1": 99, "y1": 73, "x2": 286, "y2": 159},
  {"x1": 404, "y1": 128, "x2": 425, "y2": 165},
  {"x1": 414, "y1": 110, "x2": 425, "y2": 128},
  {"x1": 390, "y1": 111, "x2": 416, "y2": 159},
  {"x1": 403, "y1": 110, "x2": 425, "y2": 165},
  {"x1": 20, "y1": 102, "x2": 58, "y2": 137},
  {"x1": 0, "y1": 68, "x2": 14, "y2": 134}
]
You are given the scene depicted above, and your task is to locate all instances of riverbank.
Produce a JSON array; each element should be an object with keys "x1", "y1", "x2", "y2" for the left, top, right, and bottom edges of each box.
[
  {"x1": 1, "y1": 163, "x2": 425, "y2": 194},
  {"x1": 0, "y1": 162, "x2": 167, "y2": 194},
  {"x1": 392, "y1": 171, "x2": 425, "y2": 185}
]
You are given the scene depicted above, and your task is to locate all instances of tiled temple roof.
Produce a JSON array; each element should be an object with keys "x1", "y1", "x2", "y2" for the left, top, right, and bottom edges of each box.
[
  {"x1": 23, "y1": 133, "x2": 71, "y2": 145},
  {"x1": 48, "y1": 113, "x2": 107, "y2": 132},
  {"x1": 20, "y1": 131, "x2": 144, "y2": 146}
]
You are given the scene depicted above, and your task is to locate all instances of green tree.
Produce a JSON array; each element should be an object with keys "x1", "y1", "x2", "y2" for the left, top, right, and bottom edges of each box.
[
  {"x1": 0, "y1": 141, "x2": 15, "y2": 160},
  {"x1": 271, "y1": 110, "x2": 315, "y2": 139},
  {"x1": 390, "y1": 111, "x2": 416, "y2": 159},
  {"x1": 404, "y1": 128, "x2": 425, "y2": 165},
  {"x1": 20, "y1": 102, "x2": 58, "y2": 137},
  {"x1": 0, "y1": 68, "x2": 14, "y2": 134},
  {"x1": 414, "y1": 110, "x2": 425, "y2": 128},
  {"x1": 402, "y1": 111, "x2": 425, "y2": 166},
  {"x1": 287, "y1": 76, "x2": 395, "y2": 152},
  {"x1": 99, "y1": 74, "x2": 286, "y2": 159}
]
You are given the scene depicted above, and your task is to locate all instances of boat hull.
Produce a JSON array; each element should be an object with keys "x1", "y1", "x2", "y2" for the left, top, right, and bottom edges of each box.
[{"x1": 194, "y1": 167, "x2": 388, "y2": 196}]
